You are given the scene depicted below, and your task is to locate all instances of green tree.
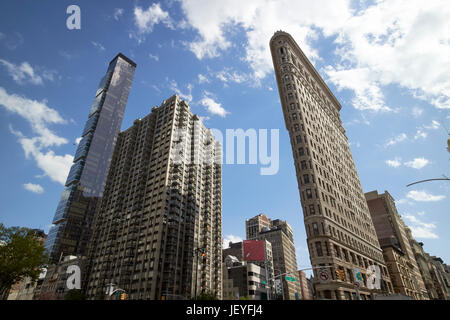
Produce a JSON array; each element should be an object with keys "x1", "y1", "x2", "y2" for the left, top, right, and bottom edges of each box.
[
  {"x1": 0, "y1": 224, "x2": 48, "y2": 300},
  {"x1": 193, "y1": 290, "x2": 219, "y2": 300},
  {"x1": 64, "y1": 289, "x2": 87, "y2": 300}
]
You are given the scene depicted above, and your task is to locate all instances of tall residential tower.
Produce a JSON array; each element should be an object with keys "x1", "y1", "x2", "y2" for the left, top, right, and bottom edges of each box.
[
  {"x1": 270, "y1": 31, "x2": 393, "y2": 300},
  {"x1": 86, "y1": 95, "x2": 223, "y2": 300},
  {"x1": 45, "y1": 53, "x2": 136, "y2": 262}
]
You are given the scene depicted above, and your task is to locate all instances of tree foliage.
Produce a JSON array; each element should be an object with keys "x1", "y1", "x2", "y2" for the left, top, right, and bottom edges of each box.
[
  {"x1": 194, "y1": 290, "x2": 219, "y2": 300},
  {"x1": 64, "y1": 289, "x2": 87, "y2": 300},
  {"x1": 0, "y1": 223, "x2": 48, "y2": 299}
]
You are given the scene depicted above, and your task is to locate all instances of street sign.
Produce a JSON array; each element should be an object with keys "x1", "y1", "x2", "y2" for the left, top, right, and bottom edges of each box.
[
  {"x1": 285, "y1": 276, "x2": 296, "y2": 282},
  {"x1": 353, "y1": 268, "x2": 364, "y2": 287},
  {"x1": 318, "y1": 269, "x2": 330, "y2": 283}
]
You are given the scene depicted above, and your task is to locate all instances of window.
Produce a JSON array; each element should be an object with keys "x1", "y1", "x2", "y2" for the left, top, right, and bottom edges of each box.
[
  {"x1": 296, "y1": 136, "x2": 302, "y2": 144},
  {"x1": 306, "y1": 189, "x2": 312, "y2": 199},
  {"x1": 301, "y1": 160, "x2": 307, "y2": 170},
  {"x1": 315, "y1": 242, "x2": 323, "y2": 256},
  {"x1": 312, "y1": 222, "x2": 319, "y2": 235},
  {"x1": 303, "y1": 174, "x2": 310, "y2": 184},
  {"x1": 298, "y1": 147, "x2": 304, "y2": 156},
  {"x1": 309, "y1": 205, "x2": 316, "y2": 215},
  {"x1": 334, "y1": 245, "x2": 341, "y2": 258}
]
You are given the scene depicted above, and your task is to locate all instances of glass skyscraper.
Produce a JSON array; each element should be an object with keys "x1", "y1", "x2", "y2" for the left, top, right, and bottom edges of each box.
[{"x1": 45, "y1": 53, "x2": 136, "y2": 263}]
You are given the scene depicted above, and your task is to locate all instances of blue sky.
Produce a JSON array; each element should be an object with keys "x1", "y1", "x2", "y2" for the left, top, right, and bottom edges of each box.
[{"x1": 0, "y1": 0, "x2": 449, "y2": 273}]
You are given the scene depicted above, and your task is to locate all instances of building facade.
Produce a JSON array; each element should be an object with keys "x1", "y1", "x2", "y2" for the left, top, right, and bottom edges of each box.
[
  {"x1": 297, "y1": 270, "x2": 313, "y2": 300},
  {"x1": 247, "y1": 214, "x2": 301, "y2": 300},
  {"x1": 223, "y1": 241, "x2": 243, "y2": 261},
  {"x1": 45, "y1": 53, "x2": 136, "y2": 263},
  {"x1": 246, "y1": 214, "x2": 271, "y2": 240},
  {"x1": 223, "y1": 255, "x2": 269, "y2": 300},
  {"x1": 34, "y1": 255, "x2": 86, "y2": 300},
  {"x1": 430, "y1": 256, "x2": 450, "y2": 299},
  {"x1": 270, "y1": 31, "x2": 393, "y2": 300},
  {"x1": 365, "y1": 190, "x2": 428, "y2": 299},
  {"x1": 85, "y1": 95, "x2": 222, "y2": 300}
]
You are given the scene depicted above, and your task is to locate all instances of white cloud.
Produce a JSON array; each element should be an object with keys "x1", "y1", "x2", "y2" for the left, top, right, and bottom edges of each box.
[
  {"x1": 215, "y1": 69, "x2": 250, "y2": 85},
  {"x1": 414, "y1": 120, "x2": 441, "y2": 140},
  {"x1": 3, "y1": 32, "x2": 24, "y2": 50},
  {"x1": 168, "y1": 79, "x2": 193, "y2": 103},
  {"x1": 75, "y1": 137, "x2": 82, "y2": 145},
  {"x1": 386, "y1": 157, "x2": 402, "y2": 168},
  {"x1": 0, "y1": 59, "x2": 45, "y2": 85},
  {"x1": 149, "y1": 53, "x2": 159, "y2": 61},
  {"x1": 113, "y1": 8, "x2": 124, "y2": 21},
  {"x1": 412, "y1": 106, "x2": 423, "y2": 118},
  {"x1": 133, "y1": 3, "x2": 173, "y2": 42},
  {"x1": 406, "y1": 190, "x2": 446, "y2": 202},
  {"x1": 424, "y1": 120, "x2": 440, "y2": 130},
  {"x1": 403, "y1": 214, "x2": 438, "y2": 239},
  {"x1": 414, "y1": 128, "x2": 428, "y2": 140},
  {"x1": 385, "y1": 133, "x2": 407, "y2": 147},
  {"x1": 91, "y1": 41, "x2": 105, "y2": 51},
  {"x1": 396, "y1": 198, "x2": 413, "y2": 206},
  {"x1": 324, "y1": 66, "x2": 391, "y2": 112},
  {"x1": 23, "y1": 183, "x2": 44, "y2": 194},
  {"x1": 198, "y1": 115, "x2": 210, "y2": 123},
  {"x1": 198, "y1": 74, "x2": 209, "y2": 84},
  {"x1": 223, "y1": 234, "x2": 243, "y2": 249},
  {"x1": 59, "y1": 51, "x2": 76, "y2": 60},
  {"x1": 200, "y1": 92, "x2": 229, "y2": 117},
  {"x1": 404, "y1": 157, "x2": 429, "y2": 169},
  {"x1": 179, "y1": 0, "x2": 450, "y2": 110},
  {"x1": 0, "y1": 87, "x2": 72, "y2": 185}
]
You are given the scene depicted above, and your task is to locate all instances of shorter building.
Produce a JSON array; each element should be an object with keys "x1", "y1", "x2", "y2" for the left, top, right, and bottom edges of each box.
[
  {"x1": 34, "y1": 255, "x2": 86, "y2": 300},
  {"x1": 430, "y1": 256, "x2": 450, "y2": 299},
  {"x1": 246, "y1": 214, "x2": 271, "y2": 240},
  {"x1": 222, "y1": 256, "x2": 242, "y2": 300},
  {"x1": 222, "y1": 255, "x2": 269, "y2": 300},
  {"x1": 406, "y1": 228, "x2": 449, "y2": 300},
  {"x1": 297, "y1": 270, "x2": 313, "y2": 300},
  {"x1": 223, "y1": 242, "x2": 243, "y2": 262},
  {"x1": 246, "y1": 214, "x2": 300, "y2": 300},
  {"x1": 365, "y1": 190, "x2": 427, "y2": 299}
]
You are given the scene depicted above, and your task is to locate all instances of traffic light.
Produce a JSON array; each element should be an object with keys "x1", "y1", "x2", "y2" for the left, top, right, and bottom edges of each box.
[
  {"x1": 335, "y1": 269, "x2": 345, "y2": 281},
  {"x1": 201, "y1": 251, "x2": 206, "y2": 257},
  {"x1": 120, "y1": 292, "x2": 127, "y2": 300}
]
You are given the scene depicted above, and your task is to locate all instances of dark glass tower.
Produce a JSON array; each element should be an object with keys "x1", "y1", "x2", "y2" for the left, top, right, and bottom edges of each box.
[{"x1": 45, "y1": 53, "x2": 136, "y2": 263}]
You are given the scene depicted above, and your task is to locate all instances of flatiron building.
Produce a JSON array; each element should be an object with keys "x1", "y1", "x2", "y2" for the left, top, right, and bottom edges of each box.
[{"x1": 270, "y1": 31, "x2": 393, "y2": 299}]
